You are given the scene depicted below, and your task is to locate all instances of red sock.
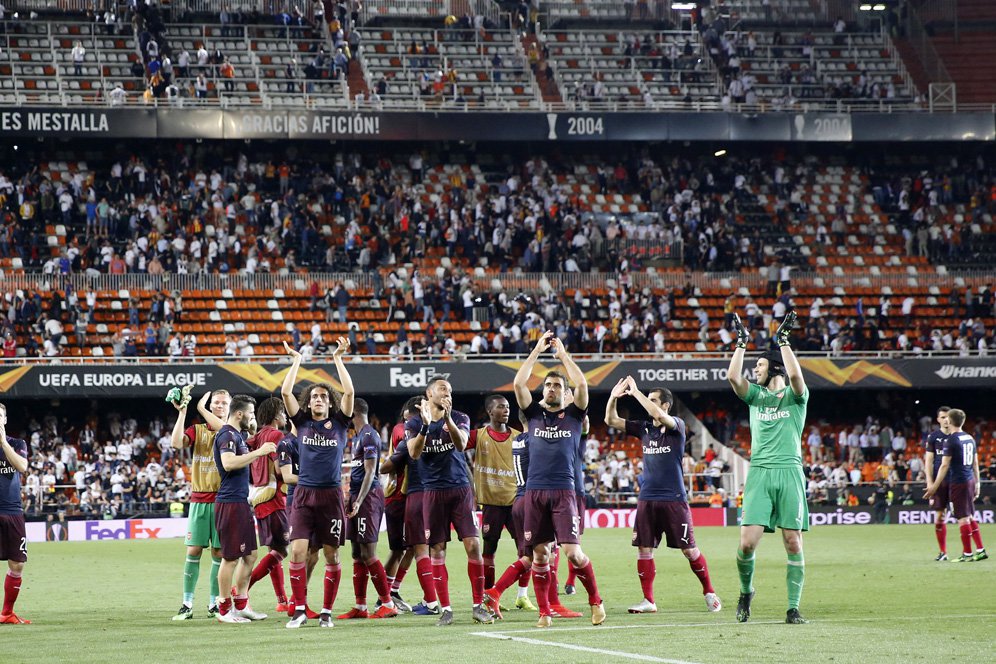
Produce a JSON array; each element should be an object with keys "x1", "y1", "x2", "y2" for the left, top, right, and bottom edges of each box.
[
  {"x1": 517, "y1": 564, "x2": 531, "y2": 589},
  {"x1": 2, "y1": 571, "x2": 21, "y2": 614},
  {"x1": 566, "y1": 563, "x2": 577, "y2": 587},
  {"x1": 249, "y1": 551, "x2": 280, "y2": 588},
  {"x1": 218, "y1": 597, "x2": 232, "y2": 616},
  {"x1": 959, "y1": 523, "x2": 973, "y2": 555},
  {"x1": 572, "y1": 560, "x2": 602, "y2": 606},
  {"x1": 415, "y1": 555, "x2": 437, "y2": 603},
  {"x1": 551, "y1": 546, "x2": 560, "y2": 573},
  {"x1": 393, "y1": 564, "x2": 408, "y2": 591},
  {"x1": 547, "y1": 564, "x2": 560, "y2": 606},
  {"x1": 688, "y1": 551, "x2": 714, "y2": 594},
  {"x1": 431, "y1": 559, "x2": 450, "y2": 608},
  {"x1": 367, "y1": 559, "x2": 392, "y2": 604},
  {"x1": 482, "y1": 554, "x2": 496, "y2": 589},
  {"x1": 970, "y1": 519, "x2": 984, "y2": 550},
  {"x1": 935, "y1": 523, "x2": 947, "y2": 553},
  {"x1": 323, "y1": 563, "x2": 341, "y2": 611},
  {"x1": 494, "y1": 559, "x2": 527, "y2": 594},
  {"x1": 532, "y1": 563, "x2": 552, "y2": 615},
  {"x1": 269, "y1": 558, "x2": 287, "y2": 603},
  {"x1": 234, "y1": 593, "x2": 248, "y2": 611},
  {"x1": 637, "y1": 554, "x2": 656, "y2": 603},
  {"x1": 468, "y1": 557, "x2": 485, "y2": 604},
  {"x1": 289, "y1": 561, "x2": 308, "y2": 609},
  {"x1": 352, "y1": 561, "x2": 369, "y2": 605}
]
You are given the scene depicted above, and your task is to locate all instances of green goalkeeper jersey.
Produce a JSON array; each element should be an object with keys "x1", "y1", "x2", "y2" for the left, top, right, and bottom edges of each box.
[{"x1": 739, "y1": 382, "x2": 809, "y2": 469}]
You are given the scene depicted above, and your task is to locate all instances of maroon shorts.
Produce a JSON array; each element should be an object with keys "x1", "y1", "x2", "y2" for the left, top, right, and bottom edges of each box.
[
  {"x1": 404, "y1": 492, "x2": 427, "y2": 547},
  {"x1": 949, "y1": 480, "x2": 976, "y2": 520},
  {"x1": 256, "y1": 510, "x2": 289, "y2": 550},
  {"x1": 0, "y1": 514, "x2": 27, "y2": 562},
  {"x1": 288, "y1": 486, "x2": 346, "y2": 548},
  {"x1": 928, "y1": 482, "x2": 950, "y2": 512},
  {"x1": 481, "y1": 504, "x2": 515, "y2": 544},
  {"x1": 348, "y1": 485, "x2": 385, "y2": 544},
  {"x1": 423, "y1": 486, "x2": 479, "y2": 545},
  {"x1": 632, "y1": 500, "x2": 696, "y2": 550},
  {"x1": 511, "y1": 498, "x2": 530, "y2": 558},
  {"x1": 385, "y1": 497, "x2": 407, "y2": 551},
  {"x1": 576, "y1": 493, "x2": 587, "y2": 535},
  {"x1": 215, "y1": 502, "x2": 258, "y2": 560},
  {"x1": 523, "y1": 489, "x2": 580, "y2": 548},
  {"x1": 286, "y1": 500, "x2": 321, "y2": 551}
]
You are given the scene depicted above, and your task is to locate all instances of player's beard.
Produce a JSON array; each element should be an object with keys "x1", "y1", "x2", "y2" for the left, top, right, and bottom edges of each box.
[{"x1": 543, "y1": 396, "x2": 562, "y2": 409}]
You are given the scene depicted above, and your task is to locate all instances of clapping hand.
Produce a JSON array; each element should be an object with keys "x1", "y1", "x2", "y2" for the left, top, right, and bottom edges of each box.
[
  {"x1": 610, "y1": 378, "x2": 630, "y2": 399},
  {"x1": 775, "y1": 311, "x2": 797, "y2": 348}
]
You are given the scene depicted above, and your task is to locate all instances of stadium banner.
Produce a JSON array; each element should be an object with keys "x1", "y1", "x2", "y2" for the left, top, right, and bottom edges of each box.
[
  {"x1": 726, "y1": 505, "x2": 996, "y2": 527},
  {"x1": 2, "y1": 356, "x2": 996, "y2": 398},
  {"x1": 0, "y1": 107, "x2": 992, "y2": 142},
  {"x1": 0, "y1": 108, "x2": 156, "y2": 137}
]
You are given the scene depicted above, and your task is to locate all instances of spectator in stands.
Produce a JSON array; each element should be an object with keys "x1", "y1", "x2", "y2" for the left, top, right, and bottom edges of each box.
[{"x1": 70, "y1": 40, "x2": 86, "y2": 77}]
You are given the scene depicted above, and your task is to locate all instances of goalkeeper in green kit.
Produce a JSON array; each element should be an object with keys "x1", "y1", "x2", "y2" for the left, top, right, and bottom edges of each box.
[{"x1": 727, "y1": 311, "x2": 809, "y2": 625}]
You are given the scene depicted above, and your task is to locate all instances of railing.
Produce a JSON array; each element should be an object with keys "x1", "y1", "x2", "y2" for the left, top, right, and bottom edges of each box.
[
  {"x1": 903, "y1": 0, "x2": 952, "y2": 84},
  {"x1": 4, "y1": 269, "x2": 994, "y2": 298},
  {"x1": 360, "y1": 0, "x2": 500, "y2": 25},
  {"x1": 544, "y1": 0, "x2": 682, "y2": 25}
]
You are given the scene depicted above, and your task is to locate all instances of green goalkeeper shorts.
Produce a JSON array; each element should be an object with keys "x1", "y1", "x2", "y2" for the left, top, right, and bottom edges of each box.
[
  {"x1": 741, "y1": 466, "x2": 809, "y2": 533},
  {"x1": 184, "y1": 502, "x2": 221, "y2": 549}
]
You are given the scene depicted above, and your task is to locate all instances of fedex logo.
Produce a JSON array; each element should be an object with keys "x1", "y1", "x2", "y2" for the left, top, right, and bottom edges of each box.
[{"x1": 85, "y1": 519, "x2": 162, "y2": 540}]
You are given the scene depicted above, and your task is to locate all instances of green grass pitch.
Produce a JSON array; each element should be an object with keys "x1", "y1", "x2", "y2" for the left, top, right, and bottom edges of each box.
[{"x1": 7, "y1": 525, "x2": 993, "y2": 663}]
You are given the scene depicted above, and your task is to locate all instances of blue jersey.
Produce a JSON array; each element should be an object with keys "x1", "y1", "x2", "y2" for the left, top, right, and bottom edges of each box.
[
  {"x1": 277, "y1": 434, "x2": 299, "y2": 505},
  {"x1": 293, "y1": 410, "x2": 350, "y2": 488},
  {"x1": 512, "y1": 432, "x2": 529, "y2": 499},
  {"x1": 626, "y1": 417, "x2": 688, "y2": 502},
  {"x1": 523, "y1": 402, "x2": 587, "y2": 491},
  {"x1": 942, "y1": 432, "x2": 977, "y2": 484},
  {"x1": 388, "y1": 437, "x2": 423, "y2": 494},
  {"x1": 213, "y1": 425, "x2": 250, "y2": 504},
  {"x1": 349, "y1": 424, "x2": 382, "y2": 495},
  {"x1": 924, "y1": 429, "x2": 947, "y2": 473},
  {"x1": 574, "y1": 436, "x2": 586, "y2": 497},
  {"x1": 404, "y1": 411, "x2": 472, "y2": 491},
  {"x1": 0, "y1": 437, "x2": 27, "y2": 515}
]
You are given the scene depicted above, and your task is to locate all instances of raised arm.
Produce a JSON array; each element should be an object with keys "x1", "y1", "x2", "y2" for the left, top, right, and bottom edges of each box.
[
  {"x1": 332, "y1": 337, "x2": 354, "y2": 418},
  {"x1": 626, "y1": 376, "x2": 678, "y2": 430},
  {"x1": 514, "y1": 331, "x2": 553, "y2": 411},
  {"x1": 170, "y1": 402, "x2": 190, "y2": 450},
  {"x1": 604, "y1": 378, "x2": 629, "y2": 430},
  {"x1": 728, "y1": 313, "x2": 750, "y2": 398},
  {"x1": 196, "y1": 391, "x2": 225, "y2": 431},
  {"x1": 281, "y1": 340, "x2": 303, "y2": 417},
  {"x1": 776, "y1": 311, "x2": 806, "y2": 396},
  {"x1": 551, "y1": 337, "x2": 587, "y2": 410}
]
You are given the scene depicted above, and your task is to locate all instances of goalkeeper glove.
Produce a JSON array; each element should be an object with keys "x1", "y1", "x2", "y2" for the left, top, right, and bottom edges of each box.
[
  {"x1": 775, "y1": 311, "x2": 797, "y2": 347},
  {"x1": 733, "y1": 313, "x2": 750, "y2": 349}
]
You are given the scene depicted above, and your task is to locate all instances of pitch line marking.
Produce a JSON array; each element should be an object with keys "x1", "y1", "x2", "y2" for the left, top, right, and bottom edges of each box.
[
  {"x1": 477, "y1": 612, "x2": 996, "y2": 635},
  {"x1": 470, "y1": 631, "x2": 706, "y2": 664}
]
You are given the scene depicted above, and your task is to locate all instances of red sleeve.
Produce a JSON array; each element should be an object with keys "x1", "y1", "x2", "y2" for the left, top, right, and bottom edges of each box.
[
  {"x1": 183, "y1": 425, "x2": 197, "y2": 443},
  {"x1": 250, "y1": 454, "x2": 272, "y2": 487},
  {"x1": 466, "y1": 428, "x2": 478, "y2": 450}
]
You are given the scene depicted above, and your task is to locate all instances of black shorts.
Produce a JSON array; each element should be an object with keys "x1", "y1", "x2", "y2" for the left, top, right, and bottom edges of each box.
[
  {"x1": 215, "y1": 502, "x2": 257, "y2": 560},
  {"x1": 481, "y1": 504, "x2": 515, "y2": 544},
  {"x1": 404, "y1": 492, "x2": 427, "y2": 547},
  {"x1": 632, "y1": 500, "x2": 696, "y2": 549},
  {"x1": 288, "y1": 486, "x2": 346, "y2": 548},
  {"x1": 385, "y1": 497, "x2": 407, "y2": 551},
  {"x1": 348, "y1": 485, "x2": 385, "y2": 544},
  {"x1": 0, "y1": 514, "x2": 27, "y2": 563},
  {"x1": 511, "y1": 498, "x2": 530, "y2": 558}
]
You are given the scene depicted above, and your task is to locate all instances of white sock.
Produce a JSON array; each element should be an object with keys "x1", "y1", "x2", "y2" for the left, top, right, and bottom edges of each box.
[{"x1": 516, "y1": 586, "x2": 528, "y2": 599}]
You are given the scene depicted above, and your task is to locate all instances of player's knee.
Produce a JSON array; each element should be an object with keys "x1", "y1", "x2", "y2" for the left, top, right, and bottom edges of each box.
[
  {"x1": 681, "y1": 547, "x2": 699, "y2": 561},
  {"x1": 8, "y1": 561, "x2": 24, "y2": 574},
  {"x1": 186, "y1": 545, "x2": 204, "y2": 557}
]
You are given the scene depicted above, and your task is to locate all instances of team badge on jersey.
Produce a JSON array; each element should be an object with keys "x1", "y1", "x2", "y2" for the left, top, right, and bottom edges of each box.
[
  {"x1": 524, "y1": 530, "x2": 532, "y2": 542},
  {"x1": 325, "y1": 422, "x2": 333, "y2": 429},
  {"x1": 424, "y1": 529, "x2": 431, "y2": 540},
  {"x1": 240, "y1": 543, "x2": 246, "y2": 552}
]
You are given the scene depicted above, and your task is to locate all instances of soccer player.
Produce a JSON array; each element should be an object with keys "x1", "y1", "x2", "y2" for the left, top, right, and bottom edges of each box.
[
  {"x1": 380, "y1": 403, "x2": 441, "y2": 618},
  {"x1": 170, "y1": 389, "x2": 231, "y2": 620},
  {"x1": 0, "y1": 403, "x2": 30, "y2": 624},
  {"x1": 468, "y1": 394, "x2": 532, "y2": 609},
  {"x1": 728, "y1": 311, "x2": 810, "y2": 625},
  {"x1": 925, "y1": 409, "x2": 986, "y2": 562},
  {"x1": 605, "y1": 376, "x2": 720, "y2": 614},
  {"x1": 213, "y1": 395, "x2": 274, "y2": 623},
  {"x1": 277, "y1": 429, "x2": 321, "y2": 619},
  {"x1": 337, "y1": 398, "x2": 398, "y2": 620},
  {"x1": 246, "y1": 397, "x2": 290, "y2": 612},
  {"x1": 923, "y1": 406, "x2": 952, "y2": 561},
  {"x1": 513, "y1": 331, "x2": 605, "y2": 628},
  {"x1": 281, "y1": 338, "x2": 354, "y2": 629},
  {"x1": 380, "y1": 397, "x2": 421, "y2": 612},
  {"x1": 408, "y1": 377, "x2": 494, "y2": 626}
]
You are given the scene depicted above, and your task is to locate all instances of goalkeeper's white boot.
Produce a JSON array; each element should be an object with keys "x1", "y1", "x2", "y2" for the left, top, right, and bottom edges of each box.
[
  {"x1": 627, "y1": 598, "x2": 657, "y2": 614},
  {"x1": 236, "y1": 605, "x2": 268, "y2": 621}
]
